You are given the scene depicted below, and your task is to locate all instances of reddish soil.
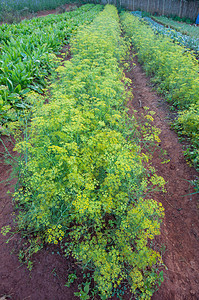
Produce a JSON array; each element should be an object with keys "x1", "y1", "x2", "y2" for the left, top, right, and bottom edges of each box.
[
  {"x1": 34, "y1": 4, "x2": 78, "y2": 18},
  {"x1": 0, "y1": 49, "x2": 199, "y2": 300},
  {"x1": 0, "y1": 139, "x2": 80, "y2": 300}
]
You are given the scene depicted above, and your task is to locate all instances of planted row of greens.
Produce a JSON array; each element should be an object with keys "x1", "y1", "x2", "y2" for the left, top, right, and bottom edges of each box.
[
  {"x1": 153, "y1": 16, "x2": 199, "y2": 40},
  {"x1": 12, "y1": 5, "x2": 164, "y2": 300},
  {"x1": 145, "y1": 17, "x2": 199, "y2": 54},
  {"x1": 0, "y1": 4, "x2": 102, "y2": 123},
  {"x1": 131, "y1": 12, "x2": 199, "y2": 54},
  {"x1": 0, "y1": 4, "x2": 93, "y2": 43},
  {"x1": 121, "y1": 12, "x2": 199, "y2": 171}
]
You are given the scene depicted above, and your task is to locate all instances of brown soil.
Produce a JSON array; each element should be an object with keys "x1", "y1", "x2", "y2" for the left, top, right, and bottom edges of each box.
[
  {"x1": 0, "y1": 48, "x2": 199, "y2": 300},
  {"x1": 33, "y1": 4, "x2": 78, "y2": 18},
  {"x1": 0, "y1": 138, "x2": 80, "y2": 300}
]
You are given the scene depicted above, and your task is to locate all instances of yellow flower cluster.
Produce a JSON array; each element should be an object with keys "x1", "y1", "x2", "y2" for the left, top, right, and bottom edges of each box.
[
  {"x1": 121, "y1": 11, "x2": 199, "y2": 177},
  {"x1": 46, "y1": 225, "x2": 65, "y2": 244}
]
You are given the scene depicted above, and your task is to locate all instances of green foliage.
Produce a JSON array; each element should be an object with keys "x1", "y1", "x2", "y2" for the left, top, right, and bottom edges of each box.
[
  {"x1": 153, "y1": 16, "x2": 199, "y2": 39},
  {"x1": 74, "y1": 282, "x2": 90, "y2": 300},
  {"x1": 190, "y1": 177, "x2": 199, "y2": 194},
  {"x1": 65, "y1": 273, "x2": 77, "y2": 287},
  {"x1": 0, "y1": 4, "x2": 22, "y2": 24},
  {"x1": 170, "y1": 14, "x2": 193, "y2": 25},
  {"x1": 1, "y1": 225, "x2": 11, "y2": 236},
  {"x1": 0, "y1": 4, "x2": 102, "y2": 124},
  {"x1": 0, "y1": 0, "x2": 81, "y2": 14},
  {"x1": 17, "y1": 237, "x2": 43, "y2": 270},
  {"x1": 121, "y1": 12, "x2": 199, "y2": 176},
  {"x1": 121, "y1": 13, "x2": 199, "y2": 109},
  {"x1": 174, "y1": 104, "x2": 199, "y2": 170},
  {"x1": 11, "y1": 5, "x2": 164, "y2": 299}
]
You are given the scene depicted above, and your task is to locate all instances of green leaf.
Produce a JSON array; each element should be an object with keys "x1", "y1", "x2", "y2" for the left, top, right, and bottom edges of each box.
[
  {"x1": 0, "y1": 95, "x2": 3, "y2": 106},
  {"x1": 14, "y1": 84, "x2": 22, "y2": 93},
  {"x1": 84, "y1": 283, "x2": 90, "y2": 294}
]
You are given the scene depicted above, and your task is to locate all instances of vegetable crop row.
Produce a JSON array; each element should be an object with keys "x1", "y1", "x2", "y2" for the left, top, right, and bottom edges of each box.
[
  {"x1": 0, "y1": 4, "x2": 95, "y2": 43},
  {"x1": 153, "y1": 16, "x2": 199, "y2": 40},
  {"x1": 12, "y1": 5, "x2": 164, "y2": 299},
  {"x1": 0, "y1": 4, "x2": 102, "y2": 124},
  {"x1": 131, "y1": 12, "x2": 199, "y2": 54},
  {"x1": 121, "y1": 12, "x2": 199, "y2": 172}
]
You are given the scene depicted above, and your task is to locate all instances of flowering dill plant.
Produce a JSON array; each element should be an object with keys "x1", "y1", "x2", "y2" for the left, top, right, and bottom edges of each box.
[
  {"x1": 121, "y1": 11, "x2": 199, "y2": 178},
  {"x1": 13, "y1": 5, "x2": 165, "y2": 299}
]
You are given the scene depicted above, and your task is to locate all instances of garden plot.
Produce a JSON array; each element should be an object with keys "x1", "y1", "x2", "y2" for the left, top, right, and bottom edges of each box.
[{"x1": 0, "y1": 4, "x2": 198, "y2": 300}]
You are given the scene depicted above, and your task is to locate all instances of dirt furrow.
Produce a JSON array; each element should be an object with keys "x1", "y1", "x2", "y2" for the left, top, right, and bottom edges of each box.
[{"x1": 126, "y1": 55, "x2": 199, "y2": 300}]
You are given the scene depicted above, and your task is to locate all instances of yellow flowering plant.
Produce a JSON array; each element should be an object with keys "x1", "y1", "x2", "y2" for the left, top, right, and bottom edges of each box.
[
  {"x1": 121, "y1": 11, "x2": 199, "y2": 179},
  {"x1": 12, "y1": 5, "x2": 165, "y2": 300}
]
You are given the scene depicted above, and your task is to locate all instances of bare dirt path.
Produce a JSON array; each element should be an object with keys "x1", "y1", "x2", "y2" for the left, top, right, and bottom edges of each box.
[{"x1": 125, "y1": 55, "x2": 199, "y2": 300}]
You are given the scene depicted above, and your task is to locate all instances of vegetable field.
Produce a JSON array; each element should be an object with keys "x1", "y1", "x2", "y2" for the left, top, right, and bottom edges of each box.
[
  {"x1": 0, "y1": 4, "x2": 102, "y2": 123},
  {"x1": 123, "y1": 12, "x2": 199, "y2": 171},
  {"x1": 153, "y1": 16, "x2": 199, "y2": 39},
  {"x1": 0, "y1": 4, "x2": 198, "y2": 300},
  {"x1": 132, "y1": 12, "x2": 199, "y2": 54}
]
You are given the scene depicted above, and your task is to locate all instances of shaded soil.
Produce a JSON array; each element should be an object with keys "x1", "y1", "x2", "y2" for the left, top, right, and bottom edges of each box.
[{"x1": 0, "y1": 45, "x2": 199, "y2": 300}]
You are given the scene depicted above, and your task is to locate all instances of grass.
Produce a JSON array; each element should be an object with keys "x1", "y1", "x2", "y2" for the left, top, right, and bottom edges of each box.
[{"x1": 153, "y1": 16, "x2": 199, "y2": 39}]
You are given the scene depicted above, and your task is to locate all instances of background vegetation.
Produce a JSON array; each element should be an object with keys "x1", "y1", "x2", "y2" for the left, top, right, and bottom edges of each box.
[
  {"x1": 0, "y1": 4, "x2": 102, "y2": 125},
  {"x1": 153, "y1": 15, "x2": 199, "y2": 39},
  {"x1": 121, "y1": 12, "x2": 199, "y2": 173},
  {"x1": 0, "y1": 0, "x2": 80, "y2": 13}
]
